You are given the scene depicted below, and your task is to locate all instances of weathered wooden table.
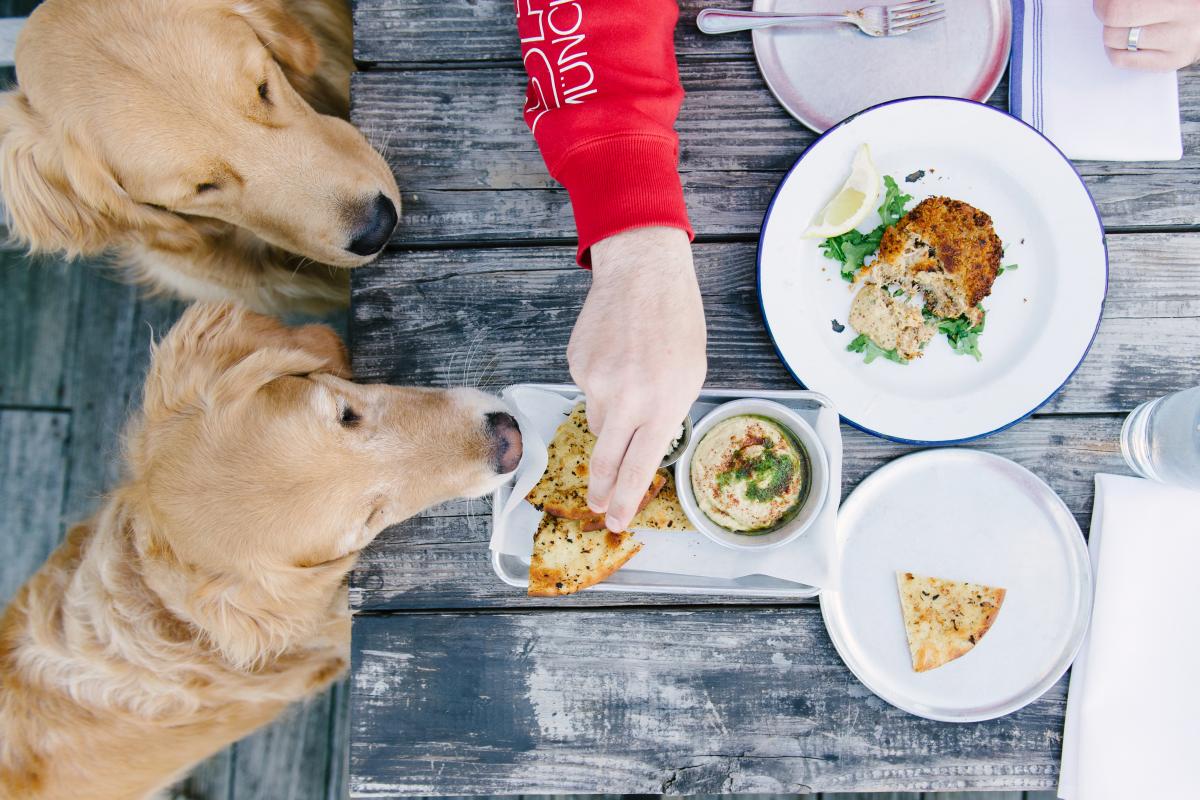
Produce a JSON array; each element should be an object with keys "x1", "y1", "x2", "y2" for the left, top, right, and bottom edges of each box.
[{"x1": 346, "y1": 2, "x2": 1200, "y2": 795}]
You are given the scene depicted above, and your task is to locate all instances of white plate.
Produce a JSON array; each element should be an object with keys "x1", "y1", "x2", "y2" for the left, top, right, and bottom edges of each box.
[
  {"x1": 753, "y1": 0, "x2": 1010, "y2": 132},
  {"x1": 758, "y1": 97, "x2": 1108, "y2": 444},
  {"x1": 820, "y1": 449, "x2": 1093, "y2": 722}
]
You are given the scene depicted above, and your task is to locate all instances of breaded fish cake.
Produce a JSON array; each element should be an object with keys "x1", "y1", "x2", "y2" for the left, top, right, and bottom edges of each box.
[
  {"x1": 849, "y1": 284, "x2": 934, "y2": 361},
  {"x1": 868, "y1": 196, "x2": 1002, "y2": 325}
]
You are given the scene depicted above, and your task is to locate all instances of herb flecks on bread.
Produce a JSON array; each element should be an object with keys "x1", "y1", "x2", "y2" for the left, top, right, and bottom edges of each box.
[{"x1": 896, "y1": 571, "x2": 1006, "y2": 672}]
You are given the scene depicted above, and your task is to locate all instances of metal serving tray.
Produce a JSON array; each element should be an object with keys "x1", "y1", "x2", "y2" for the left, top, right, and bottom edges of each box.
[{"x1": 490, "y1": 384, "x2": 842, "y2": 598}]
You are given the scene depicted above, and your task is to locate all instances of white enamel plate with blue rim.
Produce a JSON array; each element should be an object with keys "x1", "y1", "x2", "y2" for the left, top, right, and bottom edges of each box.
[{"x1": 758, "y1": 98, "x2": 1107, "y2": 444}]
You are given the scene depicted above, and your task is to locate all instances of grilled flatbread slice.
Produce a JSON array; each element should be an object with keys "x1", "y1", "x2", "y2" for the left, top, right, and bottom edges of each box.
[
  {"x1": 896, "y1": 571, "x2": 1006, "y2": 672},
  {"x1": 526, "y1": 404, "x2": 594, "y2": 518},
  {"x1": 528, "y1": 514, "x2": 643, "y2": 596},
  {"x1": 526, "y1": 403, "x2": 691, "y2": 531},
  {"x1": 578, "y1": 472, "x2": 669, "y2": 531},
  {"x1": 626, "y1": 470, "x2": 693, "y2": 532}
]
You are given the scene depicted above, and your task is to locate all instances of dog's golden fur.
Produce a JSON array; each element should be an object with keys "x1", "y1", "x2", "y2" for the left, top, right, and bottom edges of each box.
[
  {"x1": 0, "y1": 304, "x2": 516, "y2": 800},
  {"x1": 0, "y1": 0, "x2": 400, "y2": 314}
]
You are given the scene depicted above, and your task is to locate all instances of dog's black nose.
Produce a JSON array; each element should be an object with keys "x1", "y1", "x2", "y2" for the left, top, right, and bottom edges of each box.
[
  {"x1": 347, "y1": 193, "x2": 398, "y2": 257},
  {"x1": 487, "y1": 412, "x2": 523, "y2": 475}
]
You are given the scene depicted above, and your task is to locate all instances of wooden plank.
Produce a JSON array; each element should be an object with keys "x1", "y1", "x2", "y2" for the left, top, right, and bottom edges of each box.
[
  {"x1": 0, "y1": 17, "x2": 24, "y2": 67},
  {"x1": 350, "y1": 65, "x2": 1200, "y2": 242},
  {"x1": 0, "y1": 409, "x2": 69, "y2": 604},
  {"x1": 327, "y1": 679, "x2": 351, "y2": 800},
  {"x1": 59, "y1": 270, "x2": 188, "y2": 525},
  {"x1": 231, "y1": 684, "x2": 343, "y2": 800},
  {"x1": 352, "y1": 0, "x2": 742, "y2": 65},
  {"x1": 350, "y1": 235, "x2": 1200, "y2": 414},
  {"x1": 173, "y1": 750, "x2": 234, "y2": 800},
  {"x1": 349, "y1": 610, "x2": 1066, "y2": 795},
  {"x1": 0, "y1": 250, "x2": 79, "y2": 408},
  {"x1": 349, "y1": 413, "x2": 1126, "y2": 611},
  {"x1": 346, "y1": 234, "x2": 1192, "y2": 609}
]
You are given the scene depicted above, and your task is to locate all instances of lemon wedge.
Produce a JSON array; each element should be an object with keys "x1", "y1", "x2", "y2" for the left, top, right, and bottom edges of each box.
[{"x1": 803, "y1": 143, "x2": 880, "y2": 239}]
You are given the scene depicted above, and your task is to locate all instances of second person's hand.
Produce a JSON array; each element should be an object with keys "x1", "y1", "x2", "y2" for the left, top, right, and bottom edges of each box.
[
  {"x1": 1096, "y1": 0, "x2": 1200, "y2": 70},
  {"x1": 568, "y1": 226, "x2": 707, "y2": 533}
]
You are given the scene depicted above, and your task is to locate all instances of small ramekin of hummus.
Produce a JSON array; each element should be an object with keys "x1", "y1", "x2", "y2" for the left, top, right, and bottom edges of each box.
[{"x1": 676, "y1": 399, "x2": 829, "y2": 550}]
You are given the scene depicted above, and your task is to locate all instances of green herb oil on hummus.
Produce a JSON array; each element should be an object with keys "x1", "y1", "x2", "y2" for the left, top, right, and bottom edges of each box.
[{"x1": 691, "y1": 415, "x2": 809, "y2": 534}]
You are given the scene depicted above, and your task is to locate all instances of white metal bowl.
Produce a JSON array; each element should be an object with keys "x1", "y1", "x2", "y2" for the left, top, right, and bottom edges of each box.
[{"x1": 674, "y1": 398, "x2": 829, "y2": 551}]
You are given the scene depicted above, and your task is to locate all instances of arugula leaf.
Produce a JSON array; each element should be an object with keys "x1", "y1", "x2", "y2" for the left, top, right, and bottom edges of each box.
[
  {"x1": 820, "y1": 175, "x2": 914, "y2": 282},
  {"x1": 877, "y1": 175, "x2": 912, "y2": 227},
  {"x1": 997, "y1": 263, "x2": 1019, "y2": 276},
  {"x1": 821, "y1": 228, "x2": 883, "y2": 281},
  {"x1": 846, "y1": 333, "x2": 907, "y2": 365},
  {"x1": 925, "y1": 309, "x2": 986, "y2": 361}
]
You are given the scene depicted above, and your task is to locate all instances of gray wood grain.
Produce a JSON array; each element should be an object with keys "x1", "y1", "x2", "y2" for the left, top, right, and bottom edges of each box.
[
  {"x1": 350, "y1": 65, "x2": 1200, "y2": 244},
  {"x1": 174, "y1": 750, "x2": 234, "y2": 800},
  {"x1": 0, "y1": 250, "x2": 78, "y2": 407},
  {"x1": 0, "y1": 409, "x2": 68, "y2": 603},
  {"x1": 349, "y1": 610, "x2": 1068, "y2": 796},
  {"x1": 59, "y1": 270, "x2": 188, "y2": 525},
  {"x1": 349, "y1": 413, "x2": 1127, "y2": 611},
  {"x1": 352, "y1": 0, "x2": 741, "y2": 65},
  {"x1": 350, "y1": 235, "x2": 1200, "y2": 416},
  {"x1": 232, "y1": 685, "x2": 346, "y2": 800}
]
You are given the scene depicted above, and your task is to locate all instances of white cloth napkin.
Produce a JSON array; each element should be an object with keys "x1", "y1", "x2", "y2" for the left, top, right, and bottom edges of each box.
[
  {"x1": 1011, "y1": 0, "x2": 1182, "y2": 161},
  {"x1": 1057, "y1": 474, "x2": 1200, "y2": 800}
]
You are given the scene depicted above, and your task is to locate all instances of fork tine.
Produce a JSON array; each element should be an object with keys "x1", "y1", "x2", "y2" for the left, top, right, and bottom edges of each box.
[
  {"x1": 892, "y1": 10, "x2": 946, "y2": 31},
  {"x1": 891, "y1": 7, "x2": 943, "y2": 24},
  {"x1": 889, "y1": 0, "x2": 942, "y2": 13}
]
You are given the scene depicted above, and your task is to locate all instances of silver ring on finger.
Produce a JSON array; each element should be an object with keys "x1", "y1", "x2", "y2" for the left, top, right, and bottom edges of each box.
[{"x1": 1127, "y1": 26, "x2": 1143, "y2": 52}]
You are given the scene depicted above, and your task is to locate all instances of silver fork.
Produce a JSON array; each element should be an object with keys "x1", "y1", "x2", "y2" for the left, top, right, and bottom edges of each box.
[{"x1": 697, "y1": 0, "x2": 945, "y2": 37}]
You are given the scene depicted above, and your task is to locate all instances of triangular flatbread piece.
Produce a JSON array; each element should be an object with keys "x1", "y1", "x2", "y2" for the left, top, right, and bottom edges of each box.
[
  {"x1": 896, "y1": 571, "x2": 1006, "y2": 672},
  {"x1": 598, "y1": 470, "x2": 693, "y2": 532},
  {"x1": 528, "y1": 514, "x2": 642, "y2": 596},
  {"x1": 526, "y1": 404, "x2": 594, "y2": 519},
  {"x1": 526, "y1": 403, "x2": 690, "y2": 531},
  {"x1": 578, "y1": 472, "x2": 667, "y2": 531}
]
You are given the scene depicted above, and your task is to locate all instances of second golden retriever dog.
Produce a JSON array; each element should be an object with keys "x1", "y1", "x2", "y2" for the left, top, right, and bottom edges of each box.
[
  {"x1": 0, "y1": 0, "x2": 400, "y2": 313},
  {"x1": 0, "y1": 303, "x2": 523, "y2": 800}
]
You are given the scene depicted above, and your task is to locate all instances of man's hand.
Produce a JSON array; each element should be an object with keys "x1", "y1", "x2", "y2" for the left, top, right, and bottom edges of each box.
[
  {"x1": 569, "y1": 226, "x2": 707, "y2": 532},
  {"x1": 1096, "y1": 0, "x2": 1200, "y2": 71}
]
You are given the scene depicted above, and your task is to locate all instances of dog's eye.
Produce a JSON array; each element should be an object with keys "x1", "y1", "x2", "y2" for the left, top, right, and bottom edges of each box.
[
  {"x1": 257, "y1": 80, "x2": 271, "y2": 105},
  {"x1": 196, "y1": 182, "x2": 218, "y2": 194},
  {"x1": 339, "y1": 405, "x2": 361, "y2": 428}
]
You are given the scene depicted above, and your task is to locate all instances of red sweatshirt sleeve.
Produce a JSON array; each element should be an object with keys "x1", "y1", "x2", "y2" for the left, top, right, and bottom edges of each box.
[{"x1": 515, "y1": 0, "x2": 693, "y2": 265}]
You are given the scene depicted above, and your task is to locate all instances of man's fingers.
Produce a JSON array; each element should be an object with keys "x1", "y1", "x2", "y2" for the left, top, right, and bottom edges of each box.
[
  {"x1": 605, "y1": 423, "x2": 674, "y2": 532},
  {"x1": 1094, "y1": 0, "x2": 1184, "y2": 29},
  {"x1": 585, "y1": 400, "x2": 606, "y2": 437},
  {"x1": 586, "y1": 414, "x2": 636, "y2": 514},
  {"x1": 1106, "y1": 46, "x2": 1191, "y2": 71}
]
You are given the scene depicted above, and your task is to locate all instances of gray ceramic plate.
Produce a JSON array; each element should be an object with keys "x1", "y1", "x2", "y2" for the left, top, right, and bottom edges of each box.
[
  {"x1": 819, "y1": 449, "x2": 1092, "y2": 722},
  {"x1": 752, "y1": 0, "x2": 1011, "y2": 131}
]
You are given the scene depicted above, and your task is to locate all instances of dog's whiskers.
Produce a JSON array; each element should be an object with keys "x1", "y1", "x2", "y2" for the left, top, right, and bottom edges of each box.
[
  {"x1": 289, "y1": 256, "x2": 315, "y2": 279},
  {"x1": 453, "y1": 329, "x2": 488, "y2": 390},
  {"x1": 470, "y1": 354, "x2": 501, "y2": 393}
]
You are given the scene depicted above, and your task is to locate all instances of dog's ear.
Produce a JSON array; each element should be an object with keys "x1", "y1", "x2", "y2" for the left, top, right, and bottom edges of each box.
[
  {"x1": 141, "y1": 302, "x2": 349, "y2": 422},
  {"x1": 0, "y1": 90, "x2": 111, "y2": 256},
  {"x1": 0, "y1": 90, "x2": 201, "y2": 256},
  {"x1": 234, "y1": 0, "x2": 322, "y2": 76}
]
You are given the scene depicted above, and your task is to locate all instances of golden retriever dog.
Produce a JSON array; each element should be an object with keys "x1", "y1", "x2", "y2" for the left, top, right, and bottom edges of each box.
[
  {"x1": 0, "y1": 303, "x2": 522, "y2": 800},
  {"x1": 0, "y1": 0, "x2": 400, "y2": 314}
]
